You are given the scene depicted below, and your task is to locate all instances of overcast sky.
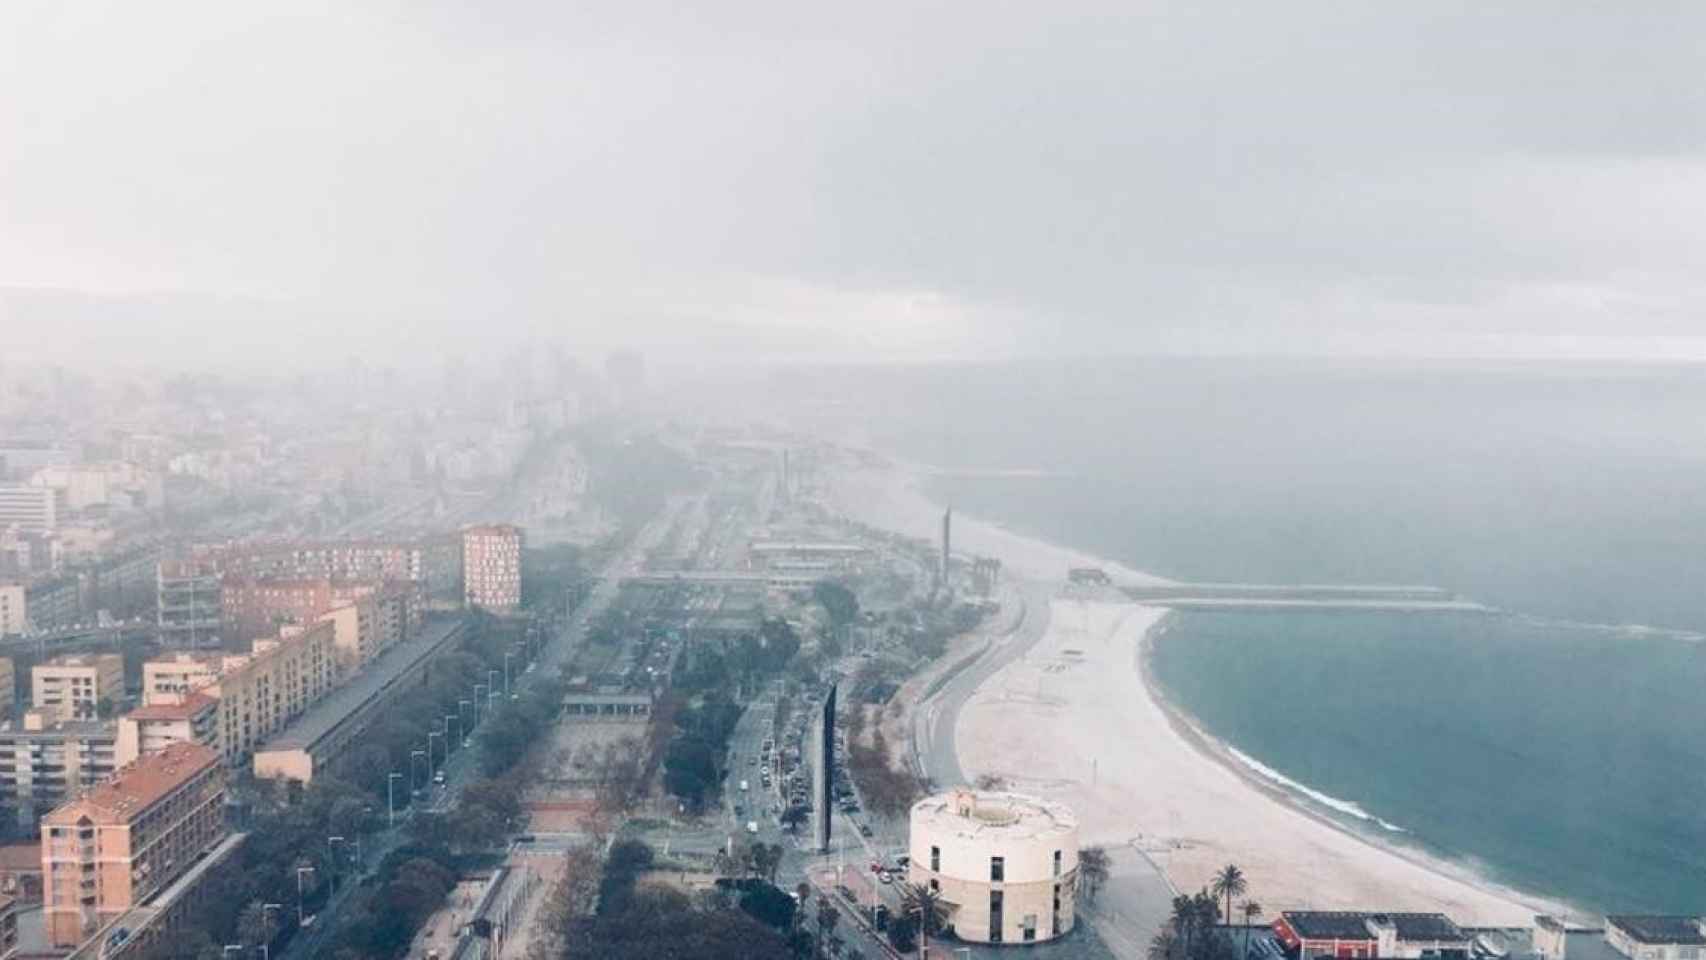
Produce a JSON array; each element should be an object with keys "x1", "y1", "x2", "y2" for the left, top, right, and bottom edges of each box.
[{"x1": 4, "y1": 2, "x2": 1706, "y2": 369}]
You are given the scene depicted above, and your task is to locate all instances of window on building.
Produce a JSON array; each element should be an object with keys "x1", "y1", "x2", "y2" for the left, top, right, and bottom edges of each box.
[
  {"x1": 991, "y1": 856, "x2": 1004, "y2": 882},
  {"x1": 1054, "y1": 849, "x2": 1062, "y2": 876},
  {"x1": 930, "y1": 845, "x2": 940, "y2": 872},
  {"x1": 989, "y1": 890, "x2": 1004, "y2": 943}
]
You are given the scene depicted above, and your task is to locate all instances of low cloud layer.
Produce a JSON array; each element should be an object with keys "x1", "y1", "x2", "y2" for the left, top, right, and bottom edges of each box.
[{"x1": 5, "y1": 1, "x2": 1705, "y2": 367}]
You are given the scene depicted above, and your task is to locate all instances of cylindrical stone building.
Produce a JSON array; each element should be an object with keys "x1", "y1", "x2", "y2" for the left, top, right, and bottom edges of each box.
[{"x1": 907, "y1": 789, "x2": 1079, "y2": 945}]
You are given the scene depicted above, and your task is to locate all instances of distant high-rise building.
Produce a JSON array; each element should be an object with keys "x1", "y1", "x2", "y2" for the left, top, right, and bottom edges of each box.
[
  {"x1": 156, "y1": 560, "x2": 222, "y2": 648},
  {"x1": 0, "y1": 485, "x2": 58, "y2": 533},
  {"x1": 462, "y1": 524, "x2": 522, "y2": 612},
  {"x1": 812, "y1": 683, "x2": 837, "y2": 852}
]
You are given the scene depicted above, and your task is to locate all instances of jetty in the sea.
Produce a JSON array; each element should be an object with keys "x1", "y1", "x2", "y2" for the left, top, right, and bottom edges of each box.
[{"x1": 1121, "y1": 581, "x2": 1495, "y2": 613}]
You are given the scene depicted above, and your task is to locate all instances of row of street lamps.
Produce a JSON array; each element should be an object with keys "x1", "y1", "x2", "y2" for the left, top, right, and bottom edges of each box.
[{"x1": 286, "y1": 635, "x2": 541, "y2": 953}]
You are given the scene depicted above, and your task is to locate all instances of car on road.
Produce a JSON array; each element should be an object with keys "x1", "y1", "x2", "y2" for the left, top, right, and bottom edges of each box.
[
  {"x1": 858, "y1": 823, "x2": 874, "y2": 837},
  {"x1": 746, "y1": 821, "x2": 758, "y2": 834}
]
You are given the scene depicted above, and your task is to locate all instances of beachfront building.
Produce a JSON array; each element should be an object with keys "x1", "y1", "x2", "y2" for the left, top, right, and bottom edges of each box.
[
  {"x1": 907, "y1": 789, "x2": 1078, "y2": 945},
  {"x1": 1604, "y1": 917, "x2": 1706, "y2": 960},
  {"x1": 31, "y1": 655, "x2": 123, "y2": 723},
  {"x1": 1272, "y1": 911, "x2": 1469, "y2": 959},
  {"x1": 41, "y1": 742, "x2": 227, "y2": 947}
]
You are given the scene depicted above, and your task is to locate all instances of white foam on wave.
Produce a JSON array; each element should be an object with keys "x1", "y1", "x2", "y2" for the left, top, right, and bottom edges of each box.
[{"x1": 1227, "y1": 746, "x2": 1407, "y2": 834}]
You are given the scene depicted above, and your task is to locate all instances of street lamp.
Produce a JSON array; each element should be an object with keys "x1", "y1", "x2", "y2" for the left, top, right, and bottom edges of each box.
[
  {"x1": 447, "y1": 714, "x2": 461, "y2": 749},
  {"x1": 503, "y1": 651, "x2": 514, "y2": 695},
  {"x1": 474, "y1": 684, "x2": 486, "y2": 725},
  {"x1": 410, "y1": 749, "x2": 427, "y2": 792},
  {"x1": 428, "y1": 730, "x2": 443, "y2": 782},
  {"x1": 387, "y1": 772, "x2": 402, "y2": 827},
  {"x1": 458, "y1": 698, "x2": 472, "y2": 731},
  {"x1": 296, "y1": 866, "x2": 316, "y2": 927},
  {"x1": 488, "y1": 669, "x2": 499, "y2": 706},
  {"x1": 223, "y1": 947, "x2": 242, "y2": 958}
]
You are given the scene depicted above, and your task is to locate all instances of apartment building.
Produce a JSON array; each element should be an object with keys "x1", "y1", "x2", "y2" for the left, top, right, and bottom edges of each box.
[
  {"x1": 155, "y1": 560, "x2": 222, "y2": 648},
  {"x1": 0, "y1": 660, "x2": 13, "y2": 717},
  {"x1": 23, "y1": 575, "x2": 83, "y2": 633},
  {"x1": 0, "y1": 586, "x2": 22, "y2": 637},
  {"x1": 41, "y1": 742, "x2": 226, "y2": 947},
  {"x1": 0, "y1": 486, "x2": 58, "y2": 533},
  {"x1": 31, "y1": 655, "x2": 124, "y2": 723},
  {"x1": 0, "y1": 715, "x2": 117, "y2": 820},
  {"x1": 219, "y1": 575, "x2": 381, "y2": 642},
  {"x1": 254, "y1": 617, "x2": 466, "y2": 783},
  {"x1": 140, "y1": 652, "x2": 231, "y2": 706},
  {"x1": 203, "y1": 622, "x2": 336, "y2": 764},
  {"x1": 200, "y1": 535, "x2": 462, "y2": 601},
  {"x1": 462, "y1": 524, "x2": 522, "y2": 612},
  {"x1": 316, "y1": 583, "x2": 418, "y2": 671},
  {"x1": 114, "y1": 693, "x2": 219, "y2": 767}
]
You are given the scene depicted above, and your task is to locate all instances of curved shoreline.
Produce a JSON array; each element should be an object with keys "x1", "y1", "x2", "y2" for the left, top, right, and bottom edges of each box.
[
  {"x1": 1136, "y1": 610, "x2": 1582, "y2": 922},
  {"x1": 828, "y1": 452, "x2": 1581, "y2": 925}
]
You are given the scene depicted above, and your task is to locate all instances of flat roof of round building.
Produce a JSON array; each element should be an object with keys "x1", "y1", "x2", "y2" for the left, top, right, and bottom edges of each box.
[{"x1": 910, "y1": 789, "x2": 1077, "y2": 843}]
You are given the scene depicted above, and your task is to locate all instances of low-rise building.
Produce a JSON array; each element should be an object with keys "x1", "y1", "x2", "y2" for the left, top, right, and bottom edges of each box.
[
  {"x1": 1605, "y1": 917, "x2": 1706, "y2": 960},
  {"x1": 31, "y1": 655, "x2": 123, "y2": 723},
  {"x1": 907, "y1": 789, "x2": 1078, "y2": 945},
  {"x1": 1273, "y1": 912, "x2": 1469, "y2": 960},
  {"x1": 114, "y1": 693, "x2": 219, "y2": 767},
  {"x1": 41, "y1": 742, "x2": 226, "y2": 947}
]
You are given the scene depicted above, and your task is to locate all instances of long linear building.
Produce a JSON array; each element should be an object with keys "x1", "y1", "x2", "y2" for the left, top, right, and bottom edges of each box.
[{"x1": 254, "y1": 616, "x2": 468, "y2": 783}]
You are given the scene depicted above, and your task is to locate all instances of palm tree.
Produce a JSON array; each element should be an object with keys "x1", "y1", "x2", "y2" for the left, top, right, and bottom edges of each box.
[
  {"x1": 1241, "y1": 901, "x2": 1263, "y2": 958},
  {"x1": 1211, "y1": 864, "x2": 1247, "y2": 927},
  {"x1": 1149, "y1": 928, "x2": 1181, "y2": 960},
  {"x1": 1077, "y1": 846, "x2": 1111, "y2": 905},
  {"x1": 900, "y1": 882, "x2": 949, "y2": 959}
]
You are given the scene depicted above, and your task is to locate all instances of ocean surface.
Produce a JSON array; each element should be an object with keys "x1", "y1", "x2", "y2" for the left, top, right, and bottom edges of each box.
[{"x1": 801, "y1": 358, "x2": 1706, "y2": 913}]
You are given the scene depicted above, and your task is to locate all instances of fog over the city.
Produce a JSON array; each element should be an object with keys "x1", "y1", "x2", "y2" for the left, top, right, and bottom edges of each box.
[{"x1": 5, "y1": 1, "x2": 1706, "y2": 369}]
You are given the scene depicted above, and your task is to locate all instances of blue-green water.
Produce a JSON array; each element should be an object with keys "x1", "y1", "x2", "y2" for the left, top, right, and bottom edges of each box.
[{"x1": 790, "y1": 359, "x2": 1706, "y2": 914}]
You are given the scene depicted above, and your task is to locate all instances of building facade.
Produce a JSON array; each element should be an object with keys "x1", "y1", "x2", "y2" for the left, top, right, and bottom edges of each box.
[
  {"x1": 0, "y1": 486, "x2": 58, "y2": 533},
  {"x1": 462, "y1": 524, "x2": 522, "y2": 612},
  {"x1": 1605, "y1": 917, "x2": 1706, "y2": 960},
  {"x1": 41, "y1": 742, "x2": 226, "y2": 947},
  {"x1": 0, "y1": 717, "x2": 117, "y2": 821},
  {"x1": 0, "y1": 586, "x2": 22, "y2": 637},
  {"x1": 114, "y1": 693, "x2": 219, "y2": 767},
  {"x1": 907, "y1": 789, "x2": 1078, "y2": 945},
  {"x1": 155, "y1": 561, "x2": 222, "y2": 648},
  {"x1": 31, "y1": 655, "x2": 124, "y2": 723}
]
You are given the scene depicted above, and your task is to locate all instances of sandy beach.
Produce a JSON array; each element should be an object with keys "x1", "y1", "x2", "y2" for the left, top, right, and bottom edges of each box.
[{"x1": 828, "y1": 455, "x2": 1566, "y2": 927}]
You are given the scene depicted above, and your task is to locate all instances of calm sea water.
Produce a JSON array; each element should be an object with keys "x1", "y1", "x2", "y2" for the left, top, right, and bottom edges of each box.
[{"x1": 814, "y1": 358, "x2": 1706, "y2": 913}]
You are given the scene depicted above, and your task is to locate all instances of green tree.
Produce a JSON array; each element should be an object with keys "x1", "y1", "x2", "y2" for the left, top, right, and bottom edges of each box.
[
  {"x1": 1211, "y1": 864, "x2": 1247, "y2": 927},
  {"x1": 899, "y1": 882, "x2": 949, "y2": 958}
]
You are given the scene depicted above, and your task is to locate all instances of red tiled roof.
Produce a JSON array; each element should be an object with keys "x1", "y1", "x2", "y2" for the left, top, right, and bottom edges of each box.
[
  {"x1": 123, "y1": 692, "x2": 217, "y2": 721},
  {"x1": 42, "y1": 743, "x2": 219, "y2": 826}
]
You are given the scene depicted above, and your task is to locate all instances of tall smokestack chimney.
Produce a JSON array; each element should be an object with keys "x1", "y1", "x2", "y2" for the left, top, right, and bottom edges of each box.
[{"x1": 941, "y1": 507, "x2": 952, "y2": 585}]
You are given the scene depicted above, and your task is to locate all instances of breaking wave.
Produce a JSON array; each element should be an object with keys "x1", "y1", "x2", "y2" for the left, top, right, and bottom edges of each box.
[{"x1": 1227, "y1": 746, "x2": 1408, "y2": 834}]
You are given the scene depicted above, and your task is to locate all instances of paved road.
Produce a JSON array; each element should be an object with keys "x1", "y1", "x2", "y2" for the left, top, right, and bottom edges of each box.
[
  {"x1": 279, "y1": 503, "x2": 686, "y2": 959},
  {"x1": 914, "y1": 579, "x2": 1054, "y2": 788}
]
